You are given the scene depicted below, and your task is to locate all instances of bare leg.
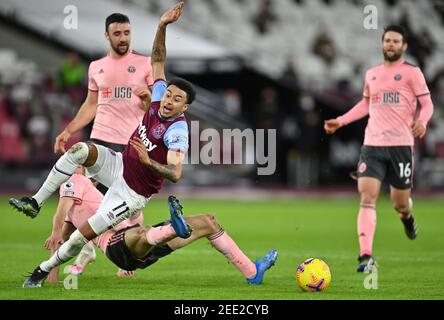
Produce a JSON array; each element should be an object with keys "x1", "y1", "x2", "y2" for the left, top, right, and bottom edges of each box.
[
  {"x1": 167, "y1": 214, "x2": 221, "y2": 250},
  {"x1": 124, "y1": 226, "x2": 158, "y2": 259},
  {"x1": 391, "y1": 186, "x2": 417, "y2": 239},
  {"x1": 168, "y1": 214, "x2": 258, "y2": 279},
  {"x1": 123, "y1": 214, "x2": 219, "y2": 258},
  {"x1": 123, "y1": 214, "x2": 263, "y2": 280},
  {"x1": 390, "y1": 186, "x2": 412, "y2": 219}
]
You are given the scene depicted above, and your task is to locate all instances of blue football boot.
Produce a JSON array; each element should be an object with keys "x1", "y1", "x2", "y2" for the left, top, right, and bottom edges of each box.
[
  {"x1": 168, "y1": 196, "x2": 192, "y2": 239},
  {"x1": 247, "y1": 249, "x2": 278, "y2": 285}
]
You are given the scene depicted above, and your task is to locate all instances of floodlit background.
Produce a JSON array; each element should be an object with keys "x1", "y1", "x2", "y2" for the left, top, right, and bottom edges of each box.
[{"x1": 1, "y1": 0, "x2": 443, "y2": 192}]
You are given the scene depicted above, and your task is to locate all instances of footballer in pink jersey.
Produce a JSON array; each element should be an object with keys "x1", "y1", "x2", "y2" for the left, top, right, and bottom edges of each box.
[
  {"x1": 324, "y1": 25, "x2": 434, "y2": 272},
  {"x1": 54, "y1": 12, "x2": 154, "y2": 153},
  {"x1": 87, "y1": 49, "x2": 154, "y2": 147},
  {"x1": 44, "y1": 174, "x2": 277, "y2": 285},
  {"x1": 11, "y1": 2, "x2": 199, "y2": 288}
]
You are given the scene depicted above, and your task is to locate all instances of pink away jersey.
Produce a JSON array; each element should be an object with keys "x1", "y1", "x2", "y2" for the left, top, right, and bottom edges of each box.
[
  {"x1": 60, "y1": 174, "x2": 143, "y2": 253},
  {"x1": 88, "y1": 50, "x2": 154, "y2": 145},
  {"x1": 339, "y1": 60, "x2": 430, "y2": 147}
]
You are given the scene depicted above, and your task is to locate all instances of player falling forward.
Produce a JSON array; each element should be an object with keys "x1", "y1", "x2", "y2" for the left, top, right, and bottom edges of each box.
[
  {"x1": 324, "y1": 25, "x2": 434, "y2": 272},
  {"x1": 9, "y1": 2, "x2": 196, "y2": 287},
  {"x1": 39, "y1": 173, "x2": 277, "y2": 287}
]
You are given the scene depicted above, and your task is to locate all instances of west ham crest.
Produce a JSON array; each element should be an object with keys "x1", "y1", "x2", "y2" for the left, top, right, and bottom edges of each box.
[{"x1": 152, "y1": 124, "x2": 167, "y2": 139}]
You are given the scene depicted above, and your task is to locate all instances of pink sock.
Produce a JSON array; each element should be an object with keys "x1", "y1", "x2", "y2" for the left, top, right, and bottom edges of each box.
[
  {"x1": 358, "y1": 204, "x2": 377, "y2": 257},
  {"x1": 208, "y1": 229, "x2": 257, "y2": 279},
  {"x1": 146, "y1": 224, "x2": 176, "y2": 245}
]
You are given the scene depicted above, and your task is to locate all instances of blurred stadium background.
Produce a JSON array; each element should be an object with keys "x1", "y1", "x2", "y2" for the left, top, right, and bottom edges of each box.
[{"x1": 0, "y1": 0, "x2": 444, "y2": 193}]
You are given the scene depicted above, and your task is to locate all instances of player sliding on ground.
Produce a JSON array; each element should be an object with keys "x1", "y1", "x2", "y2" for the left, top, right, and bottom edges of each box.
[
  {"x1": 9, "y1": 2, "x2": 195, "y2": 287},
  {"x1": 105, "y1": 201, "x2": 277, "y2": 285},
  {"x1": 324, "y1": 25, "x2": 434, "y2": 273},
  {"x1": 43, "y1": 167, "x2": 277, "y2": 284},
  {"x1": 41, "y1": 171, "x2": 278, "y2": 286}
]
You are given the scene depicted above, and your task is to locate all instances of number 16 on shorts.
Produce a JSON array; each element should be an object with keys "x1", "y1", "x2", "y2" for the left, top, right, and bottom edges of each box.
[{"x1": 399, "y1": 162, "x2": 411, "y2": 178}]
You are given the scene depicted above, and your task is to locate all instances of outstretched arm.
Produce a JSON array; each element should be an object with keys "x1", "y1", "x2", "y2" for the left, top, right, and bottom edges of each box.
[
  {"x1": 324, "y1": 97, "x2": 369, "y2": 135},
  {"x1": 54, "y1": 90, "x2": 98, "y2": 154},
  {"x1": 151, "y1": 1, "x2": 185, "y2": 81}
]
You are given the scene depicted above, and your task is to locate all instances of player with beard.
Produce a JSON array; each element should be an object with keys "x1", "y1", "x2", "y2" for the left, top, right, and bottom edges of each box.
[
  {"x1": 324, "y1": 25, "x2": 434, "y2": 272},
  {"x1": 54, "y1": 13, "x2": 154, "y2": 187}
]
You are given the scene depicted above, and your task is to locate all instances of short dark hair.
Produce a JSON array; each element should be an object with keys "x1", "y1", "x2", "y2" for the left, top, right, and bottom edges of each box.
[
  {"x1": 168, "y1": 78, "x2": 196, "y2": 104},
  {"x1": 105, "y1": 13, "x2": 130, "y2": 32},
  {"x1": 382, "y1": 25, "x2": 407, "y2": 43}
]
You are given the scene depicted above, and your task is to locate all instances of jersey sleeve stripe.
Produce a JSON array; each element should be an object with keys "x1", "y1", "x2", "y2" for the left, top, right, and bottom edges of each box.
[{"x1": 154, "y1": 78, "x2": 166, "y2": 84}]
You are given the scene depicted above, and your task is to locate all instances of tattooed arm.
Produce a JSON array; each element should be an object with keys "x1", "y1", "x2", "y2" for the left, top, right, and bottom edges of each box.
[
  {"x1": 151, "y1": 2, "x2": 184, "y2": 81},
  {"x1": 130, "y1": 137, "x2": 185, "y2": 183},
  {"x1": 147, "y1": 150, "x2": 184, "y2": 183}
]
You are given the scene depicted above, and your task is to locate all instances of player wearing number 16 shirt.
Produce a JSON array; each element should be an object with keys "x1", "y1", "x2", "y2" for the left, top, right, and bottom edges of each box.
[{"x1": 324, "y1": 25, "x2": 434, "y2": 273}]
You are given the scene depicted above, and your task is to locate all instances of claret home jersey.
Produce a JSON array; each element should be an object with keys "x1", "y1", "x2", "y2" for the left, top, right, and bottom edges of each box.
[
  {"x1": 362, "y1": 59, "x2": 430, "y2": 147},
  {"x1": 122, "y1": 79, "x2": 189, "y2": 197},
  {"x1": 88, "y1": 50, "x2": 154, "y2": 145}
]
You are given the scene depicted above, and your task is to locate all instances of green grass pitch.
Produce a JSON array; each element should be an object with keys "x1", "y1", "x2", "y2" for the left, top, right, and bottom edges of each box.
[{"x1": 1, "y1": 195, "x2": 443, "y2": 300}]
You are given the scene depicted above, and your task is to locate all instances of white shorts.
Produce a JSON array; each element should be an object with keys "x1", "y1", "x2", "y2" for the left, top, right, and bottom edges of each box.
[{"x1": 85, "y1": 144, "x2": 150, "y2": 235}]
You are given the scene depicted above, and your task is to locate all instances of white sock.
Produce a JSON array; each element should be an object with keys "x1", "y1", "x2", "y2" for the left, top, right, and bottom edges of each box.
[
  {"x1": 33, "y1": 143, "x2": 89, "y2": 206},
  {"x1": 40, "y1": 230, "x2": 88, "y2": 272}
]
